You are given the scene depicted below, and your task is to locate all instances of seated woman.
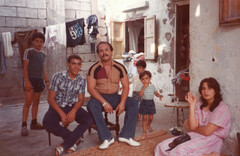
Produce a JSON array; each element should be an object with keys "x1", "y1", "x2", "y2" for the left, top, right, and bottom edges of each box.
[{"x1": 155, "y1": 77, "x2": 231, "y2": 156}]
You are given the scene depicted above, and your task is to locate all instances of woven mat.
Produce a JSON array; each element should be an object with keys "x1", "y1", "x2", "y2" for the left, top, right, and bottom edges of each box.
[{"x1": 68, "y1": 130, "x2": 172, "y2": 156}]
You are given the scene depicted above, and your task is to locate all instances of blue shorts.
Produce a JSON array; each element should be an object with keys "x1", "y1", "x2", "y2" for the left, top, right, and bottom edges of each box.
[
  {"x1": 23, "y1": 77, "x2": 45, "y2": 93},
  {"x1": 139, "y1": 99, "x2": 156, "y2": 115}
]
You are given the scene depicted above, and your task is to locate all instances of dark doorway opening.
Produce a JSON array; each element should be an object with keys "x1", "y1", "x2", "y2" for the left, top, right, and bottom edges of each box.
[
  {"x1": 175, "y1": 4, "x2": 190, "y2": 101},
  {"x1": 125, "y1": 19, "x2": 144, "y2": 53}
]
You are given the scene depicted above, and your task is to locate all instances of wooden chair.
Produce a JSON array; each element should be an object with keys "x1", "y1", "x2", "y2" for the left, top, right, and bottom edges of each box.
[
  {"x1": 84, "y1": 97, "x2": 120, "y2": 139},
  {"x1": 88, "y1": 111, "x2": 120, "y2": 139}
]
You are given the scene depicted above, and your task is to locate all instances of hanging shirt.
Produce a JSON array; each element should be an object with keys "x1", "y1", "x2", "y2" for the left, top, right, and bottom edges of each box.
[
  {"x1": 45, "y1": 23, "x2": 66, "y2": 48},
  {"x1": 44, "y1": 24, "x2": 58, "y2": 49},
  {"x1": 66, "y1": 18, "x2": 86, "y2": 47},
  {"x1": 12, "y1": 29, "x2": 38, "y2": 64}
]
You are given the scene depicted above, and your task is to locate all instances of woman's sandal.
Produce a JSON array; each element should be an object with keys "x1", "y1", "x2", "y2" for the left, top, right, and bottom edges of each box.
[
  {"x1": 55, "y1": 146, "x2": 64, "y2": 156},
  {"x1": 66, "y1": 144, "x2": 77, "y2": 154}
]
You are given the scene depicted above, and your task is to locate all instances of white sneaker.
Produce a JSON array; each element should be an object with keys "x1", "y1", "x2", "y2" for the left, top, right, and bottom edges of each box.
[
  {"x1": 118, "y1": 137, "x2": 140, "y2": 147},
  {"x1": 99, "y1": 137, "x2": 115, "y2": 149}
]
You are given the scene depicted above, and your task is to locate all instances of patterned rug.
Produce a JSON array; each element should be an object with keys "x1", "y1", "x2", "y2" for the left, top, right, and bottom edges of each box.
[{"x1": 68, "y1": 130, "x2": 172, "y2": 156}]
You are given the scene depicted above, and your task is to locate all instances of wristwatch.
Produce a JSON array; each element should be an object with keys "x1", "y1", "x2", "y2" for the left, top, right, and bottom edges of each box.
[{"x1": 102, "y1": 102, "x2": 107, "y2": 107}]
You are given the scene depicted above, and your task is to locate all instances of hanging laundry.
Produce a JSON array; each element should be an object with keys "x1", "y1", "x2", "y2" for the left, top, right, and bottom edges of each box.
[
  {"x1": 44, "y1": 23, "x2": 66, "y2": 48},
  {"x1": 44, "y1": 24, "x2": 58, "y2": 48},
  {"x1": 12, "y1": 29, "x2": 38, "y2": 64},
  {"x1": 2, "y1": 32, "x2": 14, "y2": 57},
  {"x1": 0, "y1": 34, "x2": 7, "y2": 74},
  {"x1": 66, "y1": 18, "x2": 86, "y2": 47},
  {"x1": 86, "y1": 14, "x2": 99, "y2": 53},
  {"x1": 57, "y1": 23, "x2": 66, "y2": 47}
]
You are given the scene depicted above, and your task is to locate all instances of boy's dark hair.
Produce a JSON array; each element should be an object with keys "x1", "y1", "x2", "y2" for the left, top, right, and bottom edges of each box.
[
  {"x1": 32, "y1": 32, "x2": 45, "y2": 43},
  {"x1": 136, "y1": 60, "x2": 146, "y2": 68},
  {"x1": 139, "y1": 70, "x2": 152, "y2": 79},
  {"x1": 67, "y1": 55, "x2": 82, "y2": 63},
  {"x1": 96, "y1": 41, "x2": 113, "y2": 53},
  {"x1": 199, "y1": 77, "x2": 222, "y2": 112}
]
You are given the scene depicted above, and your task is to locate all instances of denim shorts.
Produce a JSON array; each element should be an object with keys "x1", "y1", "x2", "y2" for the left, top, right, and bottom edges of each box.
[
  {"x1": 23, "y1": 77, "x2": 45, "y2": 93},
  {"x1": 139, "y1": 99, "x2": 156, "y2": 115}
]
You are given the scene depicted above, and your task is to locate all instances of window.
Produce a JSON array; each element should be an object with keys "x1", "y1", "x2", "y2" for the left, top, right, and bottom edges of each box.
[
  {"x1": 219, "y1": 0, "x2": 240, "y2": 26},
  {"x1": 110, "y1": 15, "x2": 156, "y2": 59}
]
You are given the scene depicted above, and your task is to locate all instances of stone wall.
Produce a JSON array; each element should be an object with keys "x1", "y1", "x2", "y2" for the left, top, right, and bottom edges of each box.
[{"x1": 0, "y1": 0, "x2": 108, "y2": 103}]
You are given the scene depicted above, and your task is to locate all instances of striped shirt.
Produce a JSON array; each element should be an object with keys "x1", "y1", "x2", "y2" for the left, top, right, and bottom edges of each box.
[
  {"x1": 49, "y1": 70, "x2": 86, "y2": 107},
  {"x1": 137, "y1": 84, "x2": 156, "y2": 100},
  {"x1": 23, "y1": 48, "x2": 45, "y2": 78},
  {"x1": 155, "y1": 101, "x2": 231, "y2": 155},
  {"x1": 87, "y1": 60, "x2": 128, "y2": 94}
]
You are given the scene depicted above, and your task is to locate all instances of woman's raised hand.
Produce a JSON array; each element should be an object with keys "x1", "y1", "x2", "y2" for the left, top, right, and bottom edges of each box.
[{"x1": 185, "y1": 92, "x2": 197, "y2": 106}]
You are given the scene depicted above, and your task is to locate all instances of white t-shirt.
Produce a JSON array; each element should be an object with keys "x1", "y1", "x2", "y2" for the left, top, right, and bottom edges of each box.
[{"x1": 130, "y1": 74, "x2": 142, "y2": 92}]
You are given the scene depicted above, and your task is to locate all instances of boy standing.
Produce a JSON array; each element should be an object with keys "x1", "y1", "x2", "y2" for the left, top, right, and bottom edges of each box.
[
  {"x1": 129, "y1": 60, "x2": 146, "y2": 120},
  {"x1": 21, "y1": 32, "x2": 49, "y2": 136}
]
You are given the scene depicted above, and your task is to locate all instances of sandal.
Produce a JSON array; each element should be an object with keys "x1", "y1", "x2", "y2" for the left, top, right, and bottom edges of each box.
[
  {"x1": 66, "y1": 144, "x2": 77, "y2": 154},
  {"x1": 55, "y1": 146, "x2": 64, "y2": 156}
]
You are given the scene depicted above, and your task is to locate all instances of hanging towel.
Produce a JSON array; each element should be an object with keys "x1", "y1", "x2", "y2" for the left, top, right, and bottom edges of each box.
[
  {"x1": 66, "y1": 18, "x2": 86, "y2": 47},
  {"x1": 12, "y1": 29, "x2": 37, "y2": 65},
  {"x1": 57, "y1": 23, "x2": 66, "y2": 47},
  {"x1": 0, "y1": 34, "x2": 7, "y2": 74},
  {"x1": 2, "y1": 32, "x2": 14, "y2": 57},
  {"x1": 44, "y1": 24, "x2": 58, "y2": 48}
]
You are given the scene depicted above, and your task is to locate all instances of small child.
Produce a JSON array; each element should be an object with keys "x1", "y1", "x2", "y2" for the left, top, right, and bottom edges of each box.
[
  {"x1": 129, "y1": 60, "x2": 146, "y2": 120},
  {"x1": 138, "y1": 70, "x2": 162, "y2": 137},
  {"x1": 21, "y1": 32, "x2": 49, "y2": 136}
]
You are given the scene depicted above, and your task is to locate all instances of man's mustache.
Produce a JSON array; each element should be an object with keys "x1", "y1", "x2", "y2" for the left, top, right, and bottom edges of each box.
[{"x1": 102, "y1": 54, "x2": 109, "y2": 57}]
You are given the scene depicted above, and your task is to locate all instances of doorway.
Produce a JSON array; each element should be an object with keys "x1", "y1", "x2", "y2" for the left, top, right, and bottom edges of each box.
[
  {"x1": 125, "y1": 19, "x2": 144, "y2": 53},
  {"x1": 175, "y1": 3, "x2": 190, "y2": 101}
]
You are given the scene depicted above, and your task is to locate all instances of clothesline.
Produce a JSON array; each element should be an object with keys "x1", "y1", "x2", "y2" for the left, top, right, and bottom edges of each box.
[{"x1": 0, "y1": 17, "x2": 88, "y2": 75}]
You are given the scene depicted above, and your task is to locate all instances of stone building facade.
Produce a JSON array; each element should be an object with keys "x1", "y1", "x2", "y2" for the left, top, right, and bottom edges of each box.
[{"x1": 0, "y1": 0, "x2": 107, "y2": 102}]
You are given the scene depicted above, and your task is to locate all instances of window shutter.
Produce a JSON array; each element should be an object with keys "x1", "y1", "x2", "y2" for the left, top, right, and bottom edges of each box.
[
  {"x1": 110, "y1": 21, "x2": 126, "y2": 59},
  {"x1": 219, "y1": 0, "x2": 240, "y2": 26},
  {"x1": 144, "y1": 15, "x2": 156, "y2": 59}
]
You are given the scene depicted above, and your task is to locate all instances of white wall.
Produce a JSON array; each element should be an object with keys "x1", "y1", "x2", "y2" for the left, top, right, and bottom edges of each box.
[
  {"x1": 190, "y1": 0, "x2": 240, "y2": 155},
  {"x1": 101, "y1": 0, "x2": 175, "y2": 103}
]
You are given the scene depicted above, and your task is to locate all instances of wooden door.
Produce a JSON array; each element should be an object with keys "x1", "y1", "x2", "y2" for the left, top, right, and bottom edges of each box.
[
  {"x1": 110, "y1": 21, "x2": 125, "y2": 59},
  {"x1": 144, "y1": 15, "x2": 156, "y2": 59}
]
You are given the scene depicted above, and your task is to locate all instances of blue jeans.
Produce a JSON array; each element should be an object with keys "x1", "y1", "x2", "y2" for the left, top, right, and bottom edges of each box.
[
  {"x1": 87, "y1": 93, "x2": 138, "y2": 142},
  {"x1": 43, "y1": 106, "x2": 93, "y2": 149}
]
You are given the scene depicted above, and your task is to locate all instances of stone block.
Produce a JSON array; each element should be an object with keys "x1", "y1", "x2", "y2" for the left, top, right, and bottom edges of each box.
[
  {"x1": 0, "y1": 7, "x2": 17, "y2": 17},
  {"x1": 0, "y1": 17, "x2": 5, "y2": 26},
  {"x1": 81, "y1": 62, "x2": 94, "y2": 71},
  {"x1": 6, "y1": 17, "x2": 27, "y2": 27},
  {"x1": 0, "y1": 27, "x2": 16, "y2": 34},
  {"x1": 99, "y1": 27, "x2": 107, "y2": 36},
  {"x1": 26, "y1": 0, "x2": 46, "y2": 9},
  {"x1": 38, "y1": 9, "x2": 46, "y2": 19},
  {"x1": 65, "y1": 10, "x2": 76, "y2": 19},
  {"x1": 27, "y1": 19, "x2": 46, "y2": 28},
  {"x1": 99, "y1": 19, "x2": 106, "y2": 27},
  {"x1": 5, "y1": 0, "x2": 26, "y2": 7},
  {"x1": 17, "y1": 8, "x2": 37, "y2": 18},
  {"x1": 80, "y1": 2, "x2": 91, "y2": 11},
  {"x1": 76, "y1": 10, "x2": 91, "y2": 20},
  {"x1": 65, "y1": 1, "x2": 81, "y2": 10},
  {"x1": 73, "y1": 44, "x2": 91, "y2": 54},
  {"x1": 80, "y1": 53, "x2": 96, "y2": 62},
  {"x1": 0, "y1": 0, "x2": 4, "y2": 5},
  {"x1": 67, "y1": 47, "x2": 73, "y2": 55}
]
